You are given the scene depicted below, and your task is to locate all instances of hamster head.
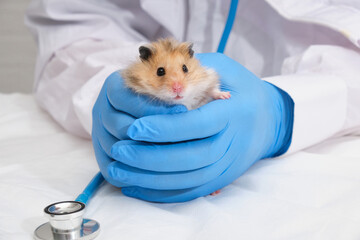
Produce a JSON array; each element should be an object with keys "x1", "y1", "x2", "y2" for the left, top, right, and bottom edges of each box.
[{"x1": 122, "y1": 38, "x2": 209, "y2": 106}]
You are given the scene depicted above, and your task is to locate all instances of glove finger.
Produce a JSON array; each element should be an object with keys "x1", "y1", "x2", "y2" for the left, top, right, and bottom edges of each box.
[
  {"x1": 110, "y1": 134, "x2": 227, "y2": 172},
  {"x1": 107, "y1": 145, "x2": 234, "y2": 190},
  {"x1": 127, "y1": 99, "x2": 230, "y2": 142},
  {"x1": 93, "y1": 108, "x2": 118, "y2": 157},
  {"x1": 106, "y1": 71, "x2": 187, "y2": 118},
  {"x1": 91, "y1": 135, "x2": 127, "y2": 188},
  {"x1": 121, "y1": 151, "x2": 258, "y2": 203},
  {"x1": 101, "y1": 101, "x2": 135, "y2": 140},
  {"x1": 95, "y1": 77, "x2": 136, "y2": 140}
]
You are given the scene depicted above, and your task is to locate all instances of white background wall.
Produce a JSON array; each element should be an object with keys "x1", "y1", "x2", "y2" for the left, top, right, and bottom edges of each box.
[{"x1": 0, "y1": 0, "x2": 36, "y2": 93}]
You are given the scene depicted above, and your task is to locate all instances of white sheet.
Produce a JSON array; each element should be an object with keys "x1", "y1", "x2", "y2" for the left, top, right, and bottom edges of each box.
[{"x1": 1, "y1": 93, "x2": 360, "y2": 240}]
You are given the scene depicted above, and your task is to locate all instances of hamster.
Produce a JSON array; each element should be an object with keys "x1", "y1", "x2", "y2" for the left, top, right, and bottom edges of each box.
[{"x1": 121, "y1": 38, "x2": 230, "y2": 110}]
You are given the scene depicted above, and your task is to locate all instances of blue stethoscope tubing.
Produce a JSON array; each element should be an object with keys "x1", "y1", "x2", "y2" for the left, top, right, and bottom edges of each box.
[
  {"x1": 75, "y1": 172, "x2": 105, "y2": 205},
  {"x1": 75, "y1": 0, "x2": 238, "y2": 206},
  {"x1": 217, "y1": 0, "x2": 239, "y2": 53}
]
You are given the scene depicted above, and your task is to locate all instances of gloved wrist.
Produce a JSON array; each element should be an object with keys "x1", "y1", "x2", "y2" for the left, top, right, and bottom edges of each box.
[{"x1": 262, "y1": 81, "x2": 294, "y2": 158}]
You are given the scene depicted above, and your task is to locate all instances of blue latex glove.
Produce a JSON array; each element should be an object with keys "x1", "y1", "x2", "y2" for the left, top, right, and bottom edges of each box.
[
  {"x1": 91, "y1": 71, "x2": 187, "y2": 187},
  {"x1": 93, "y1": 53, "x2": 294, "y2": 202}
]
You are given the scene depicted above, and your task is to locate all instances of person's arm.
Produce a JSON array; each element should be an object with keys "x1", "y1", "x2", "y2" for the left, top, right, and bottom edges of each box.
[
  {"x1": 25, "y1": 0, "x2": 162, "y2": 137},
  {"x1": 265, "y1": 45, "x2": 360, "y2": 153},
  {"x1": 91, "y1": 52, "x2": 294, "y2": 202},
  {"x1": 101, "y1": 47, "x2": 360, "y2": 202}
]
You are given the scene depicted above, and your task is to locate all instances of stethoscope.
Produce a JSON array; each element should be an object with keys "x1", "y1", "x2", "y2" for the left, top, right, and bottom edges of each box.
[
  {"x1": 34, "y1": 1, "x2": 238, "y2": 239},
  {"x1": 34, "y1": 172, "x2": 105, "y2": 240}
]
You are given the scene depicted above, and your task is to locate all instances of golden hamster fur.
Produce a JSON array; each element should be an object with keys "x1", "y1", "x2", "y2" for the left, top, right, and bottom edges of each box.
[{"x1": 121, "y1": 38, "x2": 230, "y2": 110}]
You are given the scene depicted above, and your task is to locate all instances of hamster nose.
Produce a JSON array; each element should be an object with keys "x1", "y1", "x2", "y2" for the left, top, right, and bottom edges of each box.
[{"x1": 172, "y1": 82, "x2": 183, "y2": 94}]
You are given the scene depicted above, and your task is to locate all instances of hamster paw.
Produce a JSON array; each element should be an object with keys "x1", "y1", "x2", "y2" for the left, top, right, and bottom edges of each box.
[{"x1": 213, "y1": 91, "x2": 231, "y2": 100}]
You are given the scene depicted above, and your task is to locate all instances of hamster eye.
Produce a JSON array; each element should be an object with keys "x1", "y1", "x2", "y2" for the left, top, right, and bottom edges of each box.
[
  {"x1": 182, "y1": 64, "x2": 188, "y2": 73},
  {"x1": 157, "y1": 67, "x2": 165, "y2": 76}
]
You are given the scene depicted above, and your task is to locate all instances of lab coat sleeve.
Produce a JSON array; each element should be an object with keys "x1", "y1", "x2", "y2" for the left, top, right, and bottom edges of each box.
[
  {"x1": 25, "y1": 0, "x2": 162, "y2": 137},
  {"x1": 265, "y1": 45, "x2": 360, "y2": 154}
]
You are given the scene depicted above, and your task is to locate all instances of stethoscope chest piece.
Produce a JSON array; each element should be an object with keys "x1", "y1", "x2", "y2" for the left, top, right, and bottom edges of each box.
[{"x1": 34, "y1": 201, "x2": 100, "y2": 240}]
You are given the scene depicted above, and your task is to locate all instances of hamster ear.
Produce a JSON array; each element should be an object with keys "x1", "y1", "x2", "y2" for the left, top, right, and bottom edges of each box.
[
  {"x1": 139, "y1": 46, "x2": 152, "y2": 61},
  {"x1": 188, "y1": 43, "x2": 194, "y2": 58}
]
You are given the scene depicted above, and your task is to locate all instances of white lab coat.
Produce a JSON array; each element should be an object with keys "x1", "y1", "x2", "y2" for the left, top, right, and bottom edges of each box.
[{"x1": 25, "y1": 0, "x2": 360, "y2": 154}]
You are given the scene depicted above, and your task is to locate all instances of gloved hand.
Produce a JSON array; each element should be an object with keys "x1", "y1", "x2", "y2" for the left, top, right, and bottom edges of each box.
[
  {"x1": 91, "y1": 71, "x2": 187, "y2": 187},
  {"x1": 93, "y1": 53, "x2": 294, "y2": 203}
]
